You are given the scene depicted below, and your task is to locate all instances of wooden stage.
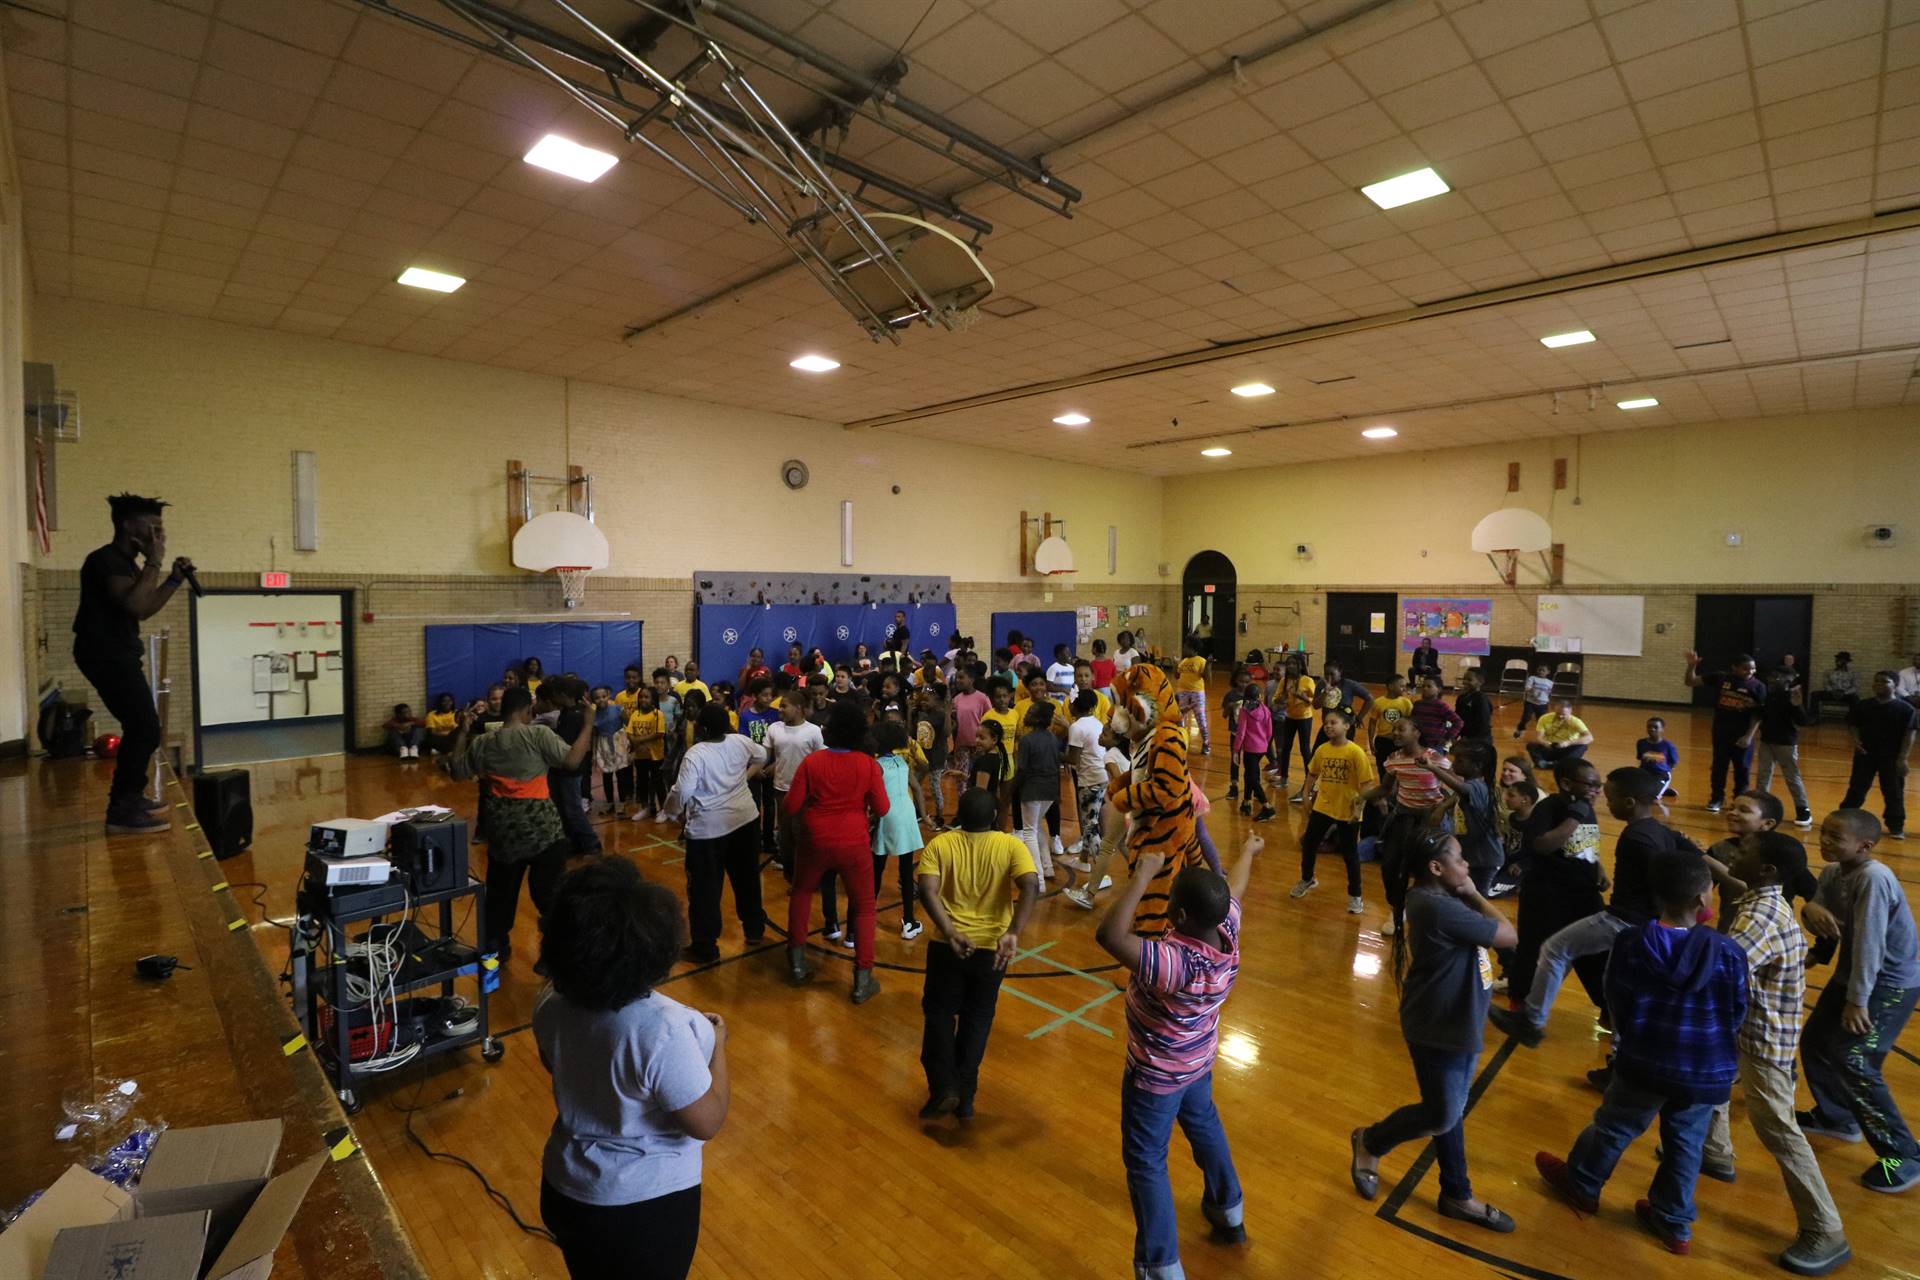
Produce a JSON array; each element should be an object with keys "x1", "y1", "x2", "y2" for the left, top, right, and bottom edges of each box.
[{"x1": 4, "y1": 695, "x2": 1916, "y2": 1280}]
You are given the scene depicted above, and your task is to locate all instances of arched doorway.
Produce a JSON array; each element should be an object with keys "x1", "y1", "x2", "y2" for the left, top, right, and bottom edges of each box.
[{"x1": 1181, "y1": 550, "x2": 1237, "y2": 665}]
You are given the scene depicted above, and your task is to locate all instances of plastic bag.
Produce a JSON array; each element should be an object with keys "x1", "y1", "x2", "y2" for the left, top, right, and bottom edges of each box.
[{"x1": 55, "y1": 1077, "x2": 140, "y2": 1143}]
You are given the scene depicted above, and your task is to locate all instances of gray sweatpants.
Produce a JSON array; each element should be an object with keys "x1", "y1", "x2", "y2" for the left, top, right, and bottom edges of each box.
[{"x1": 1754, "y1": 741, "x2": 1809, "y2": 816}]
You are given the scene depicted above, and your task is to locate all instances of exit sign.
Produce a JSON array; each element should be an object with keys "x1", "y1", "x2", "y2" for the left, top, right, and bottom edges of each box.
[
  {"x1": 260, "y1": 571, "x2": 291, "y2": 589},
  {"x1": 1202, "y1": 583, "x2": 1215, "y2": 594}
]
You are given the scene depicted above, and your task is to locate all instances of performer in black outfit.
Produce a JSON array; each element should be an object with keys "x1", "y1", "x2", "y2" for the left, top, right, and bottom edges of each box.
[{"x1": 71, "y1": 492, "x2": 195, "y2": 834}]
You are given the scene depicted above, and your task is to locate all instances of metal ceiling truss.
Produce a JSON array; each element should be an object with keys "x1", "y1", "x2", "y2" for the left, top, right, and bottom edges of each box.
[{"x1": 349, "y1": 0, "x2": 1083, "y2": 343}]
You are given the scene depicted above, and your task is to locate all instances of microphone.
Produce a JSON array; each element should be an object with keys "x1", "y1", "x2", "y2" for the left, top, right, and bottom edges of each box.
[{"x1": 182, "y1": 565, "x2": 205, "y2": 598}]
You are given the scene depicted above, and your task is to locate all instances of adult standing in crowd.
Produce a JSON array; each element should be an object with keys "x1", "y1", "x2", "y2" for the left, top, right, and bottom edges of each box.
[
  {"x1": 665, "y1": 704, "x2": 769, "y2": 964},
  {"x1": 535, "y1": 858, "x2": 729, "y2": 1280},
  {"x1": 71, "y1": 492, "x2": 195, "y2": 835},
  {"x1": 785, "y1": 701, "x2": 891, "y2": 1004},
  {"x1": 444, "y1": 685, "x2": 592, "y2": 962},
  {"x1": 1685, "y1": 650, "x2": 1765, "y2": 813}
]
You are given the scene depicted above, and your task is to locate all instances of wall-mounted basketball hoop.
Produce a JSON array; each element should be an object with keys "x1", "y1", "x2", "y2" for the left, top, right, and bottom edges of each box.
[
  {"x1": 513, "y1": 511, "x2": 610, "y2": 609},
  {"x1": 1020, "y1": 511, "x2": 1075, "y2": 577},
  {"x1": 1471, "y1": 508, "x2": 1562, "y2": 586}
]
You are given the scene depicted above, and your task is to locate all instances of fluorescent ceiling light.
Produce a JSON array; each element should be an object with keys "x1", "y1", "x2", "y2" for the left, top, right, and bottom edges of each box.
[
  {"x1": 1360, "y1": 167, "x2": 1449, "y2": 210},
  {"x1": 1616, "y1": 397, "x2": 1659, "y2": 410},
  {"x1": 396, "y1": 266, "x2": 464, "y2": 293},
  {"x1": 1361, "y1": 426, "x2": 1398, "y2": 439},
  {"x1": 1540, "y1": 330, "x2": 1595, "y2": 348},
  {"x1": 1200, "y1": 447, "x2": 1232, "y2": 458},
  {"x1": 523, "y1": 133, "x2": 618, "y2": 183},
  {"x1": 1230, "y1": 382, "x2": 1274, "y2": 397},
  {"x1": 1052, "y1": 412, "x2": 1090, "y2": 426},
  {"x1": 790, "y1": 354, "x2": 840, "y2": 373}
]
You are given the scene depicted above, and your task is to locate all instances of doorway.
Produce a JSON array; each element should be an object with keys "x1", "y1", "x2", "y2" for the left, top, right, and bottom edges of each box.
[
  {"x1": 1690, "y1": 594, "x2": 1813, "y2": 708},
  {"x1": 191, "y1": 591, "x2": 355, "y2": 767},
  {"x1": 1181, "y1": 551, "x2": 1237, "y2": 665},
  {"x1": 1325, "y1": 592, "x2": 1400, "y2": 685}
]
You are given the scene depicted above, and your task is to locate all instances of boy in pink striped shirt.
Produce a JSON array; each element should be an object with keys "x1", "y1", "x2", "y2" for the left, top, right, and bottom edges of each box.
[{"x1": 1098, "y1": 835, "x2": 1262, "y2": 1279}]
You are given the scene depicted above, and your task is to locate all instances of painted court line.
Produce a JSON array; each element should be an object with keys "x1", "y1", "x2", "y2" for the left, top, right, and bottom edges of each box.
[{"x1": 999, "y1": 942, "x2": 1120, "y2": 1040}]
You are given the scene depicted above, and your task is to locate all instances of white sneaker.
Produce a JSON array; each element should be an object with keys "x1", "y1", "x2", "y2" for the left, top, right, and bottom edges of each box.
[
  {"x1": 901, "y1": 921, "x2": 923, "y2": 941},
  {"x1": 1066, "y1": 839, "x2": 1083, "y2": 855},
  {"x1": 1064, "y1": 888, "x2": 1095, "y2": 910},
  {"x1": 629, "y1": 807, "x2": 652, "y2": 823},
  {"x1": 1347, "y1": 896, "x2": 1365, "y2": 915},
  {"x1": 1052, "y1": 835, "x2": 1064, "y2": 856},
  {"x1": 826, "y1": 927, "x2": 844, "y2": 941},
  {"x1": 1379, "y1": 917, "x2": 1396, "y2": 936},
  {"x1": 1289, "y1": 878, "x2": 1317, "y2": 899},
  {"x1": 1099, "y1": 875, "x2": 1113, "y2": 890},
  {"x1": 841, "y1": 933, "x2": 856, "y2": 949},
  {"x1": 1794, "y1": 815, "x2": 1813, "y2": 829}
]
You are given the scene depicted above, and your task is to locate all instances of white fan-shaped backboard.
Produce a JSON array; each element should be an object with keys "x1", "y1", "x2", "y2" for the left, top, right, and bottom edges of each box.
[
  {"x1": 1034, "y1": 534, "x2": 1075, "y2": 574},
  {"x1": 513, "y1": 510, "x2": 609, "y2": 571},
  {"x1": 1471, "y1": 508, "x2": 1552, "y2": 553}
]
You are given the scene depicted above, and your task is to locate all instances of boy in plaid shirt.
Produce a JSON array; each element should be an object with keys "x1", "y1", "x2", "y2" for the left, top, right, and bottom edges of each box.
[{"x1": 1707, "y1": 831, "x2": 1850, "y2": 1276}]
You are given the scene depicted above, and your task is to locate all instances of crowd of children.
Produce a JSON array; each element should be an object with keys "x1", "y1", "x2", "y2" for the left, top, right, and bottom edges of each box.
[{"x1": 423, "y1": 631, "x2": 1913, "y2": 1280}]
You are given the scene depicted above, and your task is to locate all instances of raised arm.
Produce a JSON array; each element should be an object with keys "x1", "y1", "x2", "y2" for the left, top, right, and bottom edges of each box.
[
  {"x1": 1095, "y1": 852, "x2": 1165, "y2": 972},
  {"x1": 1225, "y1": 835, "x2": 1263, "y2": 901},
  {"x1": 1683, "y1": 650, "x2": 1706, "y2": 688}
]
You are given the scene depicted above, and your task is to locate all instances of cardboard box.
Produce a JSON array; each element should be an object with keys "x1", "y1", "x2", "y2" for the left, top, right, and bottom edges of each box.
[{"x1": 10, "y1": 1119, "x2": 325, "y2": 1280}]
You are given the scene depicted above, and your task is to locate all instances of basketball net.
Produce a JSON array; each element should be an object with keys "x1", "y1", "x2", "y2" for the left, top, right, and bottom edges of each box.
[{"x1": 554, "y1": 567, "x2": 590, "y2": 610}]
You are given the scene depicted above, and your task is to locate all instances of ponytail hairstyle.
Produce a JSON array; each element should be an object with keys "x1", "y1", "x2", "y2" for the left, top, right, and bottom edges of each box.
[{"x1": 1391, "y1": 829, "x2": 1459, "y2": 990}]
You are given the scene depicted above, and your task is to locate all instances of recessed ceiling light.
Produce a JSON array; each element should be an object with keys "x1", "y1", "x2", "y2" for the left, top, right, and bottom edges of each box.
[
  {"x1": 1230, "y1": 382, "x2": 1274, "y2": 397},
  {"x1": 1360, "y1": 166, "x2": 1450, "y2": 210},
  {"x1": 1616, "y1": 397, "x2": 1659, "y2": 410},
  {"x1": 1200, "y1": 447, "x2": 1232, "y2": 458},
  {"x1": 523, "y1": 133, "x2": 618, "y2": 183},
  {"x1": 396, "y1": 266, "x2": 464, "y2": 293},
  {"x1": 1541, "y1": 330, "x2": 1596, "y2": 348},
  {"x1": 790, "y1": 354, "x2": 840, "y2": 373},
  {"x1": 1052, "y1": 412, "x2": 1090, "y2": 426},
  {"x1": 1361, "y1": 426, "x2": 1398, "y2": 439}
]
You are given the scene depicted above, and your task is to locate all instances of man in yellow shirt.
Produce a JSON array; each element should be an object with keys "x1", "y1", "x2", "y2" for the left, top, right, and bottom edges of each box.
[
  {"x1": 1175, "y1": 644, "x2": 1210, "y2": 754},
  {"x1": 915, "y1": 787, "x2": 1040, "y2": 1121},
  {"x1": 1526, "y1": 695, "x2": 1594, "y2": 770},
  {"x1": 672, "y1": 659, "x2": 711, "y2": 702}
]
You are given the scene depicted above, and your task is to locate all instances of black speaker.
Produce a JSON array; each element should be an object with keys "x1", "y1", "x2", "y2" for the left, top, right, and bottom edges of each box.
[
  {"x1": 389, "y1": 813, "x2": 468, "y2": 895},
  {"x1": 193, "y1": 769, "x2": 253, "y2": 860}
]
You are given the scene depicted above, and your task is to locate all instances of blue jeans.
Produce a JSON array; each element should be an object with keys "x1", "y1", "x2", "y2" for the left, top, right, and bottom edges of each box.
[
  {"x1": 1566, "y1": 1074, "x2": 1717, "y2": 1239},
  {"x1": 1120, "y1": 1070, "x2": 1242, "y2": 1280},
  {"x1": 1523, "y1": 911, "x2": 1630, "y2": 1029},
  {"x1": 1364, "y1": 1045, "x2": 1477, "y2": 1201}
]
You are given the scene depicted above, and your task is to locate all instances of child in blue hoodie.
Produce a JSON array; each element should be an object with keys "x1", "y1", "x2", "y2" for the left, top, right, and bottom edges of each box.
[{"x1": 1535, "y1": 852, "x2": 1748, "y2": 1256}]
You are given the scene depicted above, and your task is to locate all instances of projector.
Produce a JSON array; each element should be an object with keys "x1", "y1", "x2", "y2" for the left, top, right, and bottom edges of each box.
[{"x1": 309, "y1": 818, "x2": 388, "y2": 859}]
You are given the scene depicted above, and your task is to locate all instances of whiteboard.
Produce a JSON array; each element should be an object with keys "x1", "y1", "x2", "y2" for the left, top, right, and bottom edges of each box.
[{"x1": 1536, "y1": 595, "x2": 1644, "y2": 657}]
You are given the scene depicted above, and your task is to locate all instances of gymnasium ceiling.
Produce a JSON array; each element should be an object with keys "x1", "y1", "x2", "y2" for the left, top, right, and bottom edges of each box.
[{"x1": 3, "y1": 0, "x2": 1918, "y2": 473}]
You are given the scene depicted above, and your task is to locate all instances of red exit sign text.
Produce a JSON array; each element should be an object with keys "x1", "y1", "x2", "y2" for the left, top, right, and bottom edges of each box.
[{"x1": 260, "y1": 571, "x2": 291, "y2": 589}]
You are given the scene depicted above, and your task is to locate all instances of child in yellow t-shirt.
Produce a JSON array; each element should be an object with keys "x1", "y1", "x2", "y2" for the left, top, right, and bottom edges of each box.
[
  {"x1": 1276, "y1": 656, "x2": 1318, "y2": 793},
  {"x1": 982, "y1": 678, "x2": 1023, "y2": 760},
  {"x1": 1369, "y1": 674, "x2": 1414, "y2": 771},
  {"x1": 624, "y1": 686, "x2": 667, "y2": 819},
  {"x1": 1175, "y1": 645, "x2": 1211, "y2": 754},
  {"x1": 613, "y1": 665, "x2": 644, "y2": 717},
  {"x1": 423, "y1": 692, "x2": 460, "y2": 755},
  {"x1": 1296, "y1": 708, "x2": 1376, "y2": 914}
]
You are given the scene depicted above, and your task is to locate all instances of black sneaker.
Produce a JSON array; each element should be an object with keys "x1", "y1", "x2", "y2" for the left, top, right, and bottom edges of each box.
[
  {"x1": 1797, "y1": 1109, "x2": 1862, "y2": 1142},
  {"x1": 918, "y1": 1092, "x2": 959, "y2": 1120},
  {"x1": 1488, "y1": 1005, "x2": 1543, "y2": 1048},
  {"x1": 1225, "y1": 786, "x2": 1238, "y2": 801},
  {"x1": 1255, "y1": 807, "x2": 1276, "y2": 822},
  {"x1": 105, "y1": 809, "x2": 169, "y2": 835},
  {"x1": 1587, "y1": 1065, "x2": 1613, "y2": 1091}
]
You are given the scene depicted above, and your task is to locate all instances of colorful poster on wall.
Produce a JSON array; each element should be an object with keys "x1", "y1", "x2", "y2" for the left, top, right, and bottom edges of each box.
[{"x1": 1402, "y1": 597, "x2": 1493, "y2": 654}]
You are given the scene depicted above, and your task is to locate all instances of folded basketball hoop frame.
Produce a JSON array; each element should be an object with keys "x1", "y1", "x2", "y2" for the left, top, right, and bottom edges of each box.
[{"x1": 348, "y1": 0, "x2": 1082, "y2": 342}]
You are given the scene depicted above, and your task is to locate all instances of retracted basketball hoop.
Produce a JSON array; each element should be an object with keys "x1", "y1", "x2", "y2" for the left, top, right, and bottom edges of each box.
[{"x1": 513, "y1": 511, "x2": 610, "y2": 609}]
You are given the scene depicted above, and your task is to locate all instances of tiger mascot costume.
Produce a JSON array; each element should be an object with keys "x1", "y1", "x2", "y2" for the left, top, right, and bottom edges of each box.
[{"x1": 1106, "y1": 662, "x2": 1205, "y2": 937}]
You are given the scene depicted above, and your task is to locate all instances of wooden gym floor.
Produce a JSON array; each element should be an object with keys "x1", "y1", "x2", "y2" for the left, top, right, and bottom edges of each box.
[{"x1": 4, "y1": 689, "x2": 1916, "y2": 1280}]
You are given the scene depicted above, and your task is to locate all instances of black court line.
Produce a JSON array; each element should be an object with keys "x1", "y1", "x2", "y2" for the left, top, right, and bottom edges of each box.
[{"x1": 1374, "y1": 1037, "x2": 1576, "y2": 1280}]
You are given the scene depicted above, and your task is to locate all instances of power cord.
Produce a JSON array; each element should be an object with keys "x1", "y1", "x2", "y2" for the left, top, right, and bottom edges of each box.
[
  {"x1": 392, "y1": 1076, "x2": 555, "y2": 1244},
  {"x1": 223, "y1": 882, "x2": 295, "y2": 931}
]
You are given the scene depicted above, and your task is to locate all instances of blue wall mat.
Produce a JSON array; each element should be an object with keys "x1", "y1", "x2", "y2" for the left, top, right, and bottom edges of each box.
[
  {"x1": 816, "y1": 604, "x2": 865, "y2": 664},
  {"x1": 424, "y1": 622, "x2": 643, "y2": 706},
  {"x1": 694, "y1": 605, "x2": 762, "y2": 682},
  {"x1": 990, "y1": 610, "x2": 1077, "y2": 665}
]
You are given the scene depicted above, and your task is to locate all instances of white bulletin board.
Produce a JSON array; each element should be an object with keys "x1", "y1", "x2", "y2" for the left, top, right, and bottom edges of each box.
[{"x1": 1535, "y1": 595, "x2": 1643, "y2": 656}]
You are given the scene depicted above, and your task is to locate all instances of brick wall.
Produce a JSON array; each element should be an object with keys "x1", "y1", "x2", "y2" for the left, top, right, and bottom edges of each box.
[
  {"x1": 29, "y1": 567, "x2": 1173, "y2": 759},
  {"x1": 1235, "y1": 581, "x2": 1914, "y2": 703}
]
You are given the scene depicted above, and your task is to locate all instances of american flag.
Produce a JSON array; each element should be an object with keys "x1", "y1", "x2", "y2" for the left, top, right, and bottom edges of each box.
[{"x1": 32, "y1": 424, "x2": 51, "y2": 555}]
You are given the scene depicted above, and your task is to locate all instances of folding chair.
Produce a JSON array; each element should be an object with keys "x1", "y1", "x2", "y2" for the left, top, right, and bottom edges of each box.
[
  {"x1": 1550, "y1": 662, "x2": 1582, "y2": 699},
  {"x1": 1499, "y1": 658, "x2": 1529, "y2": 696}
]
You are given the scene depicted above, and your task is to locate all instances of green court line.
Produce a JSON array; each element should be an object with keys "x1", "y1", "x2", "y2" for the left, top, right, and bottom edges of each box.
[
  {"x1": 1017, "y1": 944, "x2": 1123, "y2": 987},
  {"x1": 1025, "y1": 987, "x2": 1121, "y2": 1040}
]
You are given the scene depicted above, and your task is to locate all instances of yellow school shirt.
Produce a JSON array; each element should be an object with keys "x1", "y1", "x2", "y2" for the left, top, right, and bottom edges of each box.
[
  {"x1": 982, "y1": 706, "x2": 1022, "y2": 756},
  {"x1": 916, "y1": 829, "x2": 1038, "y2": 947},
  {"x1": 1284, "y1": 676, "x2": 1318, "y2": 720},
  {"x1": 1012, "y1": 696, "x2": 1061, "y2": 738},
  {"x1": 614, "y1": 687, "x2": 641, "y2": 716},
  {"x1": 524, "y1": 676, "x2": 542, "y2": 694},
  {"x1": 424, "y1": 710, "x2": 458, "y2": 735},
  {"x1": 1176, "y1": 657, "x2": 1208, "y2": 692},
  {"x1": 1308, "y1": 741, "x2": 1376, "y2": 822},
  {"x1": 1370, "y1": 696, "x2": 1414, "y2": 741},
  {"x1": 1537, "y1": 712, "x2": 1589, "y2": 745},
  {"x1": 673, "y1": 679, "x2": 710, "y2": 701},
  {"x1": 625, "y1": 708, "x2": 665, "y2": 760}
]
